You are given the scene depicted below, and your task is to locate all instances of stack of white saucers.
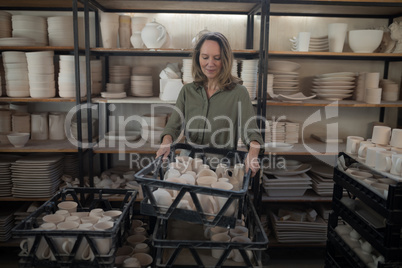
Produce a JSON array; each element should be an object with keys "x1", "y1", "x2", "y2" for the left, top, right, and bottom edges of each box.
[
  {"x1": 12, "y1": 15, "x2": 48, "y2": 46},
  {"x1": 11, "y1": 154, "x2": 64, "y2": 198},
  {"x1": 91, "y1": 60, "x2": 102, "y2": 95},
  {"x1": 309, "y1": 162, "x2": 335, "y2": 196},
  {"x1": 47, "y1": 16, "x2": 84, "y2": 47},
  {"x1": 240, "y1": 59, "x2": 259, "y2": 99},
  {"x1": 106, "y1": 83, "x2": 125, "y2": 93},
  {"x1": 263, "y1": 173, "x2": 312, "y2": 197},
  {"x1": 0, "y1": 203, "x2": 20, "y2": 241},
  {"x1": 309, "y1": 36, "x2": 329, "y2": 52},
  {"x1": 58, "y1": 55, "x2": 87, "y2": 98},
  {"x1": 131, "y1": 75, "x2": 153, "y2": 97},
  {"x1": 0, "y1": 11, "x2": 11, "y2": 38},
  {"x1": 109, "y1": 65, "x2": 131, "y2": 94},
  {"x1": 26, "y1": 51, "x2": 55, "y2": 98},
  {"x1": 312, "y1": 72, "x2": 356, "y2": 100},
  {"x1": 182, "y1": 59, "x2": 193, "y2": 84},
  {"x1": 2, "y1": 51, "x2": 29, "y2": 97},
  {"x1": 0, "y1": 109, "x2": 12, "y2": 133},
  {"x1": 268, "y1": 60, "x2": 301, "y2": 96},
  {"x1": 0, "y1": 155, "x2": 20, "y2": 197}
]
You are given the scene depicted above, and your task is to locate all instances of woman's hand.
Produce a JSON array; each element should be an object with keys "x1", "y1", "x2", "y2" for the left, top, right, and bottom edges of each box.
[
  {"x1": 156, "y1": 135, "x2": 173, "y2": 159},
  {"x1": 245, "y1": 141, "x2": 261, "y2": 177}
]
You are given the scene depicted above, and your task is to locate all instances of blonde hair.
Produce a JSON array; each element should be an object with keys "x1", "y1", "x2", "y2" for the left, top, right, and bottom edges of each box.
[{"x1": 192, "y1": 32, "x2": 241, "y2": 90}]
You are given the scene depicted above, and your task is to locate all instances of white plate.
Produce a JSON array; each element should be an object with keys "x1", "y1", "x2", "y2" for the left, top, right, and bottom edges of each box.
[
  {"x1": 317, "y1": 72, "x2": 356, "y2": 78},
  {"x1": 312, "y1": 89, "x2": 354, "y2": 94},
  {"x1": 101, "y1": 92, "x2": 127, "y2": 99},
  {"x1": 312, "y1": 85, "x2": 355, "y2": 90},
  {"x1": 105, "y1": 131, "x2": 141, "y2": 141},
  {"x1": 264, "y1": 164, "x2": 312, "y2": 176},
  {"x1": 316, "y1": 93, "x2": 352, "y2": 100},
  {"x1": 276, "y1": 92, "x2": 316, "y2": 102},
  {"x1": 314, "y1": 76, "x2": 356, "y2": 82},
  {"x1": 313, "y1": 81, "x2": 355, "y2": 86},
  {"x1": 264, "y1": 142, "x2": 294, "y2": 152},
  {"x1": 268, "y1": 70, "x2": 299, "y2": 75}
]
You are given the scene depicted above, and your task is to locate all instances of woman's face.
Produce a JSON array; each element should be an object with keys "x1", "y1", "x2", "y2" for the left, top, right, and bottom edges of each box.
[{"x1": 199, "y1": 40, "x2": 222, "y2": 81}]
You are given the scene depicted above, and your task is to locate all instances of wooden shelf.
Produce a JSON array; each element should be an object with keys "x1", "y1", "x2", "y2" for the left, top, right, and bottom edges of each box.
[
  {"x1": 0, "y1": 0, "x2": 82, "y2": 10},
  {"x1": 269, "y1": 51, "x2": 402, "y2": 60},
  {"x1": 263, "y1": 139, "x2": 345, "y2": 155},
  {"x1": 261, "y1": 189, "x2": 332, "y2": 203},
  {"x1": 0, "y1": 96, "x2": 85, "y2": 103},
  {"x1": 266, "y1": 99, "x2": 402, "y2": 107},
  {"x1": 93, "y1": 96, "x2": 175, "y2": 104},
  {"x1": 0, "y1": 46, "x2": 77, "y2": 52},
  {"x1": 90, "y1": 47, "x2": 259, "y2": 57},
  {"x1": 0, "y1": 139, "x2": 80, "y2": 153}
]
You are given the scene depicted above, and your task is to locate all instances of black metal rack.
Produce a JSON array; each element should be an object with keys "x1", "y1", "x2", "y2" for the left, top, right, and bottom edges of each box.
[{"x1": 325, "y1": 153, "x2": 402, "y2": 268}]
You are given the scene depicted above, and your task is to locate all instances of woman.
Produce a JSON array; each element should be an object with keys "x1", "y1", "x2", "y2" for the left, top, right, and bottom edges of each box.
[{"x1": 156, "y1": 32, "x2": 263, "y2": 177}]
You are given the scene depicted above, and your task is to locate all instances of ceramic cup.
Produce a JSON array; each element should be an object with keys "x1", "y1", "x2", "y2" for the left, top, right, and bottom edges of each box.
[
  {"x1": 390, "y1": 154, "x2": 402, "y2": 175},
  {"x1": 93, "y1": 221, "x2": 114, "y2": 255},
  {"x1": 296, "y1": 31, "x2": 311, "y2": 52},
  {"x1": 328, "y1": 23, "x2": 348, "y2": 52},
  {"x1": 127, "y1": 234, "x2": 148, "y2": 247},
  {"x1": 57, "y1": 201, "x2": 78, "y2": 213},
  {"x1": 211, "y1": 233, "x2": 231, "y2": 259},
  {"x1": 375, "y1": 150, "x2": 396, "y2": 172},
  {"x1": 211, "y1": 181, "x2": 235, "y2": 216},
  {"x1": 346, "y1": 136, "x2": 364, "y2": 154},
  {"x1": 365, "y1": 147, "x2": 386, "y2": 167},
  {"x1": 371, "y1": 126, "x2": 391, "y2": 145},
  {"x1": 204, "y1": 226, "x2": 228, "y2": 239},
  {"x1": 133, "y1": 243, "x2": 150, "y2": 254},
  {"x1": 123, "y1": 256, "x2": 141, "y2": 268},
  {"x1": 42, "y1": 214, "x2": 65, "y2": 225},
  {"x1": 358, "y1": 141, "x2": 376, "y2": 159},
  {"x1": 229, "y1": 226, "x2": 249, "y2": 238},
  {"x1": 231, "y1": 236, "x2": 253, "y2": 262},
  {"x1": 31, "y1": 112, "x2": 48, "y2": 140},
  {"x1": 390, "y1": 128, "x2": 402, "y2": 148},
  {"x1": 365, "y1": 72, "x2": 380, "y2": 88},
  {"x1": 132, "y1": 253, "x2": 153, "y2": 267},
  {"x1": 197, "y1": 176, "x2": 217, "y2": 187}
]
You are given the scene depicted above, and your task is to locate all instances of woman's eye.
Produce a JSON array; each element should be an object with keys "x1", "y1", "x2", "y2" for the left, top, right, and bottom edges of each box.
[{"x1": 214, "y1": 57, "x2": 221, "y2": 61}]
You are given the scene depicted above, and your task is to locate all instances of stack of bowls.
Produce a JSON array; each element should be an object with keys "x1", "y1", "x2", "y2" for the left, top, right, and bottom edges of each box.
[
  {"x1": 58, "y1": 55, "x2": 87, "y2": 98},
  {"x1": 91, "y1": 60, "x2": 102, "y2": 95},
  {"x1": 268, "y1": 60, "x2": 301, "y2": 96},
  {"x1": 131, "y1": 75, "x2": 153, "y2": 97},
  {"x1": 380, "y1": 79, "x2": 400, "y2": 101},
  {"x1": 0, "y1": 11, "x2": 11, "y2": 38},
  {"x1": 2, "y1": 51, "x2": 29, "y2": 97},
  {"x1": 140, "y1": 113, "x2": 167, "y2": 144},
  {"x1": 26, "y1": 51, "x2": 55, "y2": 98},
  {"x1": 182, "y1": 59, "x2": 193, "y2": 84},
  {"x1": 47, "y1": 16, "x2": 84, "y2": 47},
  {"x1": 240, "y1": 59, "x2": 259, "y2": 99},
  {"x1": 106, "y1": 83, "x2": 125, "y2": 93},
  {"x1": 12, "y1": 15, "x2": 48, "y2": 46},
  {"x1": 109, "y1": 65, "x2": 131, "y2": 94}
]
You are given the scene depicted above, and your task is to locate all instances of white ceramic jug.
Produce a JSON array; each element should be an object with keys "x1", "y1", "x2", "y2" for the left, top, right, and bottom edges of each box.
[{"x1": 141, "y1": 19, "x2": 167, "y2": 48}]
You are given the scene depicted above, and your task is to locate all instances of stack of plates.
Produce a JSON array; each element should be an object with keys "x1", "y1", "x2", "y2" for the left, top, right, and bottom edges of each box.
[
  {"x1": 269, "y1": 208, "x2": 328, "y2": 243},
  {"x1": 0, "y1": 11, "x2": 11, "y2": 38},
  {"x1": 262, "y1": 173, "x2": 312, "y2": 197},
  {"x1": 309, "y1": 36, "x2": 329, "y2": 52},
  {"x1": 0, "y1": 37, "x2": 36, "y2": 46},
  {"x1": 109, "y1": 65, "x2": 131, "y2": 94},
  {"x1": 26, "y1": 51, "x2": 55, "y2": 98},
  {"x1": 47, "y1": 16, "x2": 84, "y2": 47},
  {"x1": 11, "y1": 154, "x2": 64, "y2": 198},
  {"x1": 310, "y1": 171, "x2": 334, "y2": 196},
  {"x1": 268, "y1": 60, "x2": 301, "y2": 96},
  {"x1": 0, "y1": 155, "x2": 20, "y2": 197},
  {"x1": 131, "y1": 75, "x2": 153, "y2": 97},
  {"x1": 0, "y1": 209, "x2": 14, "y2": 241},
  {"x1": 91, "y1": 60, "x2": 102, "y2": 95},
  {"x1": 58, "y1": 55, "x2": 87, "y2": 98},
  {"x1": 240, "y1": 59, "x2": 258, "y2": 100},
  {"x1": 2, "y1": 51, "x2": 29, "y2": 97},
  {"x1": 63, "y1": 153, "x2": 79, "y2": 179},
  {"x1": 266, "y1": 120, "x2": 299, "y2": 143},
  {"x1": 182, "y1": 59, "x2": 193, "y2": 84},
  {"x1": 12, "y1": 15, "x2": 48, "y2": 46},
  {"x1": 312, "y1": 72, "x2": 356, "y2": 100}
]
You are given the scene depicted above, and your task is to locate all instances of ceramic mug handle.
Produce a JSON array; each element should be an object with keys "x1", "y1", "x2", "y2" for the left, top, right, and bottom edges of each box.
[
  {"x1": 19, "y1": 239, "x2": 29, "y2": 255},
  {"x1": 157, "y1": 25, "x2": 166, "y2": 42}
]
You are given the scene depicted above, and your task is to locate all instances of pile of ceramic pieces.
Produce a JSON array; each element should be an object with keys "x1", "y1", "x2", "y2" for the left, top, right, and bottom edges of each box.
[
  {"x1": 12, "y1": 15, "x2": 47, "y2": 46},
  {"x1": 2, "y1": 51, "x2": 29, "y2": 97},
  {"x1": 90, "y1": 60, "x2": 102, "y2": 95},
  {"x1": 0, "y1": 11, "x2": 11, "y2": 38},
  {"x1": 109, "y1": 65, "x2": 131, "y2": 94},
  {"x1": 58, "y1": 55, "x2": 87, "y2": 98},
  {"x1": 47, "y1": 16, "x2": 84, "y2": 47},
  {"x1": 181, "y1": 59, "x2": 193, "y2": 84},
  {"x1": 240, "y1": 59, "x2": 258, "y2": 99},
  {"x1": 26, "y1": 51, "x2": 56, "y2": 98}
]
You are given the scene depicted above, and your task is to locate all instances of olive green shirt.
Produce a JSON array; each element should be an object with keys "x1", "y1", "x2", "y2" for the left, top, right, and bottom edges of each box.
[{"x1": 161, "y1": 82, "x2": 263, "y2": 151}]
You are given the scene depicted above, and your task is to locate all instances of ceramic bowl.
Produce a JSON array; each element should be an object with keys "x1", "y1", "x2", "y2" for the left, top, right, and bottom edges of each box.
[
  {"x1": 267, "y1": 60, "x2": 301, "y2": 72},
  {"x1": 7, "y1": 132, "x2": 30, "y2": 147},
  {"x1": 348, "y1": 30, "x2": 383, "y2": 53}
]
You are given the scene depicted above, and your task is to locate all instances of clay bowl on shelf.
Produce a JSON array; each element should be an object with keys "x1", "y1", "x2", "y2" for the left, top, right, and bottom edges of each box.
[
  {"x1": 348, "y1": 30, "x2": 383, "y2": 53},
  {"x1": 7, "y1": 132, "x2": 30, "y2": 148}
]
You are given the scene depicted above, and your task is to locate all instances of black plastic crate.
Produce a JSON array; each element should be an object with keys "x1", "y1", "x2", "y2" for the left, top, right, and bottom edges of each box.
[
  {"x1": 335, "y1": 153, "x2": 402, "y2": 223},
  {"x1": 135, "y1": 143, "x2": 252, "y2": 228},
  {"x1": 12, "y1": 187, "x2": 138, "y2": 268},
  {"x1": 152, "y1": 197, "x2": 268, "y2": 268}
]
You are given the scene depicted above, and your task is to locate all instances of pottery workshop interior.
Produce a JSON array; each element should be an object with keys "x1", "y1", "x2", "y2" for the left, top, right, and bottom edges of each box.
[{"x1": 0, "y1": 0, "x2": 402, "y2": 267}]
